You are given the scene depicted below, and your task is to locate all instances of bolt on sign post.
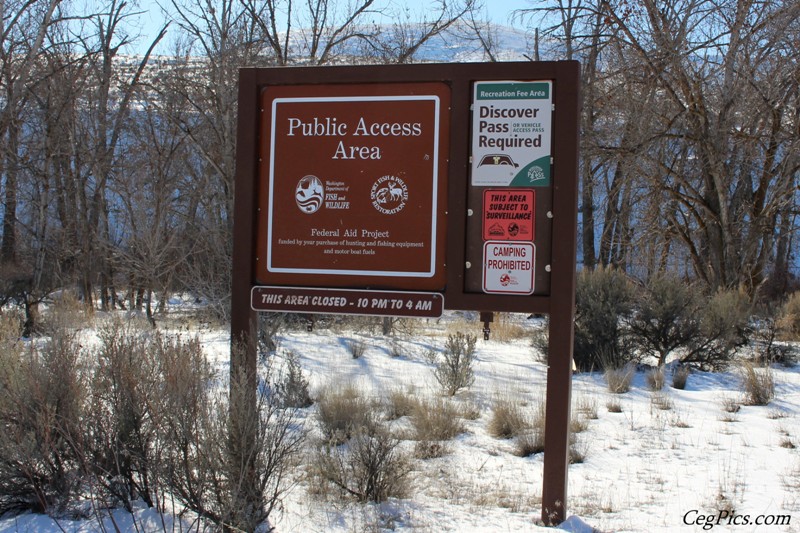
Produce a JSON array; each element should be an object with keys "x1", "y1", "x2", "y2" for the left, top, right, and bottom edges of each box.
[{"x1": 232, "y1": 61, "x2": 580, "y2": 525}]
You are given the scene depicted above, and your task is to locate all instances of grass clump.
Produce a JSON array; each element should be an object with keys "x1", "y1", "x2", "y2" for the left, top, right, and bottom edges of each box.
[
  {"x1": 385, "y1": 387, "x2": 420, "y2": 420},
  {"x1": 646, "y1": 367, "x2": 665, "y2": 391},
  {"x1": 740, "y1": 362, "x2": 774, "y2": 406},
  {"x1": 605, "y1": 363, "x2": 635, "y2": 394},
  {"x1": 778, "y1": 291, "x2": 800, "y2": 340},
  {"x1": 316, "y1": 382, "x2": 375, "y2": 444},
  {"x1": 488, "y1": 396, "x2": 530, "y2": 439},
  {"x1": 606, "y1": 398, "x2": 623, "y2": 413},
  {"x1": 672, "y1": 365, "x2": 690, "y2": 389},
  {"x1": 410, "y1": 397, "x2": 464, "y2": 458},
  {"x1": 513, "y1": 401, "x2": 546, "y2": 457}
]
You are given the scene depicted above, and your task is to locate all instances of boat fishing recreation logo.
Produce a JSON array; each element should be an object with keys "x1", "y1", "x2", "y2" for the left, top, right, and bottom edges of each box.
[
  {"x1": 295, "y1": 175, "x2": 324, "y2": 214},
  {"x1": 370, "y1": 175, "x2": 408, "y2": 215}
]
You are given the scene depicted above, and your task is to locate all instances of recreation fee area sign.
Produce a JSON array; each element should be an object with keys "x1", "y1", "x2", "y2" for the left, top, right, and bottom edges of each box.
[{"x1": 231, "y1": 62, "x2": 579, "y2": 525}]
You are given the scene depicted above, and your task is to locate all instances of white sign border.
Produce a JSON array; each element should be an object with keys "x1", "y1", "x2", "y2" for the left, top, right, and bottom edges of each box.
[
  {"x1": 266, "y1": 95, "x2": 441, "y2": 278},
  {"x1": 482, "y1": 240, "x2": 536, "y2": 295}
]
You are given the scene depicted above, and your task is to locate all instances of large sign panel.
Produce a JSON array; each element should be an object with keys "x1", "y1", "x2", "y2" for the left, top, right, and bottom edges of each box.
[
  {"x1": 471, "y1": 81, "x2": 553, "y2": 187},
  {"x1": 256, "y1": 83, "x2": 450, "y2": 291},
  {"x1": 234, "y1": 63, "x2": 580, "y2": 525}
]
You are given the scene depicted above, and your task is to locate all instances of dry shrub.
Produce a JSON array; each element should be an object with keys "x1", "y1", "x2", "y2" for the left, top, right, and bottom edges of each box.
[
  {"x1": 650, "y1": 392, "x2": 673, "y2": 411},
  {"x1": 778, "y1": 292, "x2": 800, "y2": 340},
  {"x1": 457, "y1": 398, "x2": 482, "y2": 420},
  {"x1": 513, "y1": 401, "x2": 545, "y2": 457},
  {"x1": 0, "y1": 327, "x2": 85, "y2": 515},
  {"x1": 574, "y1": 266, "x2": 635, "y2": 371},
  {"x1": 629, "y1": 274, "x2": 703, "y2": 367},
  {"x1": 570, "y1": 416, "x2": 589, "y2": 433},
  {"x1": 433, "y1": 332, "x2": 477, "y2": 396},
  {"x1": 514, "y1": 429, "x2": 546, "y2": 457},
  {"x1": 410, "y1": 397, "x2": 463, "y2": 458},
  {"x1": 569, "y1": 436, "x2": 589, "y2": 464},
  {"x1": 316, "y1": 382, "x2": 375, "y2": 444},
  {"x1": 720, "y1": 397, "x2": 740, "y2": 414},
  {"x1": 531, "y1": 323, "x2": 549, "y2": 363},
  {"x1": 160, "y1": 344, "x2": 305, "y2": 532},
  {"x1": 411, "y1": 397, "x2": 463, "y2": 441},
  {"x1": 489, "y1": 396, "x2": 530, "y2": 439},
  {"x1": 606, "y1": 398, "x2": 623, "y2": 413},
  {"x1": 84, "y1": 320, "x2": 164, "y2": 510},
  {"x1": 275, "y1": 351, "x2": 313, "y2": 409},
  {"x1": 492, "y1": 313, "x2": 528, "y2": 341},
  {"x1": 605, "y1": 363, "x2": 635, "y2": 394},
  {"x1": 683, "y1": 289, "x2": 750, "y2": 370},
  {"x1": 346, "y1": 338, "x2": 367, "y2": 359},
  {"x1": 0, "y1": 313, "x2": 22, "y2": 344},
  {"x1": 740, "y1": 362, "x2": 774, "y2": 406},
  {"x1": 511, "y1": 401, "x2": 586, "y2": 461},
  {"x1": 574, "y1": 395, "x2": 599, "y2": 419},
  {"x1": 310, "y1": 427, "x2": 411, "y2": 503},
  {"x1": 751, "y1": 314, "x2": 798, "y2": 367},
  {"x1": 646, "y1": 367, "x2": 665, "y2": 391},
  {"x1": 672, "y1": 365, "x2": 690, "y2": 389},
  {"x1": 42, "y1": 291, "x2": 88, "y2": 334},
  {"x1": 385, "y1": 387, "x2": 420, "y2": 420},
  {"x1": 389, "y1": 340, "x2": 404, "y2": 358}
]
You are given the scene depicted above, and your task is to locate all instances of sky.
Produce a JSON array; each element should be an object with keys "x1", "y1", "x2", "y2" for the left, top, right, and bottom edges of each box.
[{"x1": 128, "y1": 0, "x2": 529, "y2": 54}]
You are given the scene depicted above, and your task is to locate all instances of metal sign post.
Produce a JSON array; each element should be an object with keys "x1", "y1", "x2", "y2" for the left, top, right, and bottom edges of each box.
[{"x1": 232, "y1": 61, "x2": 579, "y2": 525}]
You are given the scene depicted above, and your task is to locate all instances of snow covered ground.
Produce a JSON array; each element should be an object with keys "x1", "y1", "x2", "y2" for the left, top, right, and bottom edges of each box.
[{"x1": 1, "y1": 310, "x2": 798, "y2": 532}]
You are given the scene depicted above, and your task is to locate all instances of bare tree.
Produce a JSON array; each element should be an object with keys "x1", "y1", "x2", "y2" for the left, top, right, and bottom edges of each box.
[
  {"x1": 239, "y1": 0, "x2": 382, "y2": 65},
  {"x1": 0, "y1": 0, "x2": 64, "y2": 264},
  {"x1": 514, "y1": 0, "x2": 612, "y2": 269},
  {"x1": 600, "y1": 0, "x2": 800, "y2": 294},
  {"x1": 366, "y1": 0, "x2": 479, "y2": 63}
]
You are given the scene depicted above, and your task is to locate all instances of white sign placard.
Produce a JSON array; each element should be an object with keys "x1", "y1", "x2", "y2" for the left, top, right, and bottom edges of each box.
[
  {"x1": 471, "y1": 80, "x2": 552, "y2": 187},
  {"x1": 482, "y1": 241, "x2": 535, "y2": 295}
]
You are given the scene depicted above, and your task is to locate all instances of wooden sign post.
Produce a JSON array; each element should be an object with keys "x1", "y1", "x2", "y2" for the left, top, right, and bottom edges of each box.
[{"x1": 232, "y1": 61, "x2": 579, "y2": 525}]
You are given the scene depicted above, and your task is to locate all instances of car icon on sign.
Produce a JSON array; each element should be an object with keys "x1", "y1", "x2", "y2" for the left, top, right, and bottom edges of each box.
[{"x1": 478, "y1": 154, "x2": 519, "y2": 168}]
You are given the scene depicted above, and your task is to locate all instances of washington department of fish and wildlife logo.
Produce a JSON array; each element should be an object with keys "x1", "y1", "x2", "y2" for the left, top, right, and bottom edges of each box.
[
  {"x1": 370, "y1": 175, "x2": 408, "y2": 215},
  {"x1": 295, "y1": 175, "x2": 324, "y2": 214}
]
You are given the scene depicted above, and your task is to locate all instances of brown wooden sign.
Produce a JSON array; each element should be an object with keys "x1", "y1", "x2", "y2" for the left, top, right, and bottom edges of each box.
[
  {"x1": 232, "y1": 62, "x2": 580, "y2": 526},
  {"x1": 256, "y1": 83, "x2": 450, "y2": 291}
]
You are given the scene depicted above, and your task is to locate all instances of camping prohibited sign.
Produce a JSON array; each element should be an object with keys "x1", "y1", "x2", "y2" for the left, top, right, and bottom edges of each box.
[
  {"x1": 471, "y1": 81, "x2": 552, "y2": 187},
  {"x1": 482, "y1": 241, "x2": 536, "y2": 294}
]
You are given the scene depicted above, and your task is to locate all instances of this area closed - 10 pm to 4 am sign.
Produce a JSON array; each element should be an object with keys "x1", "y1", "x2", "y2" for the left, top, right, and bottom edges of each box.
[{"x1": 255, "y1": 83, "x2": 450, "y2": 292}]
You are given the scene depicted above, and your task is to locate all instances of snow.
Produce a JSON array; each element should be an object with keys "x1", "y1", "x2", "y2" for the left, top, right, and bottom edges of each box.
[{"x1": 1, "y1": 311, "x2": 798, "y2": 532}]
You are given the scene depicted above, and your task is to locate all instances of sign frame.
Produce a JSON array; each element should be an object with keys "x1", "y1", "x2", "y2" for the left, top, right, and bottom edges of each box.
[{"x1": 232, "y1": 61, "x2": 579, "y2": 525}]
